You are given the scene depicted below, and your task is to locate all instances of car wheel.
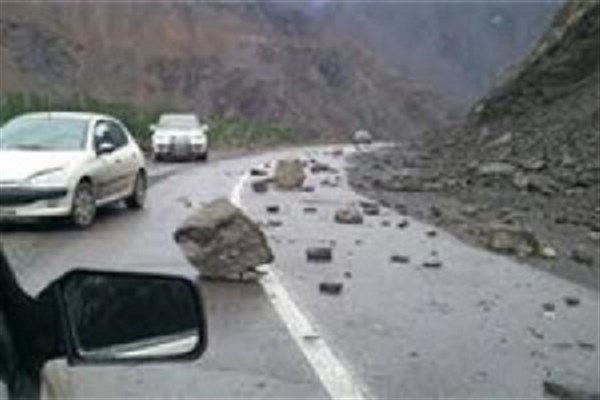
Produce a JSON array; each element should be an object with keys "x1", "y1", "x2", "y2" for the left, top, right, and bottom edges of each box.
[
  {"x1": 153, "y1": 153, "x2": 163, "y2": 163},
  {"x1": 197, "y1": 151, "x2": 208, "y2": 162},
  {"x1": 71, "y1": 181, "x2": 96, "y2": 229},
  {"x1": 126, "y1": 172, "x2": 147, "y2": 210}
]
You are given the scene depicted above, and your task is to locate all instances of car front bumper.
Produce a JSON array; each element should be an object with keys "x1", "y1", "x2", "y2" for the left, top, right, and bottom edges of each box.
[
  {"x1": 153, "y1": 142, "x2": 207, "y2": 158},
  {"x1": 0, "y1": 186, "x2": 72, "y2": 219}
]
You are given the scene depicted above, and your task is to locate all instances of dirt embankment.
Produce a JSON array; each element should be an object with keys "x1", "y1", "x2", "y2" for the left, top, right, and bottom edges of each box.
[{"x1": 348, "y1": 0, "x2": 600, "y2": 289}]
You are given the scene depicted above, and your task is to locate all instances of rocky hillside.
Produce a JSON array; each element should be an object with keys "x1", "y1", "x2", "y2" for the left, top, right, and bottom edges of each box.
[
  {"x1": 0, "y1": 1, "x2": 558, "y2": 140},
  {"x1": 0, "y1": 1, "x2": 451, "y2": 140},
  {"x1": 349, "y1": 0, "x2": 600, "y2": 287}
]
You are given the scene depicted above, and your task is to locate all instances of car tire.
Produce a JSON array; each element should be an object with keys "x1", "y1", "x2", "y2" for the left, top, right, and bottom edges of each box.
[
  {"x1": 125, "y1": 171, "x2": 147, "y2": 210},
  {"x1": 71, "y1": 181, "x2": 96, "y2": 229},
  {"x1": 197, "y1": 151, "x2": 208, "y2": 162},
  {"x1": 153, "y1": 153, "x2": 163, "y2": 163}
]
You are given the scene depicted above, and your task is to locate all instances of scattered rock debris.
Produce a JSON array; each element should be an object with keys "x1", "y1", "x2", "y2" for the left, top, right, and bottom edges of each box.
[
  {"x1": 422, "y1": 258, "x2": 443, "y2": 269},
  {"x1": 304, "y1": 207, "x2": 318, "y2": 214},
  {"x1": 391, "y1": 255, "x2": 410, "y2": 264},
  {"x1": 266, "y1": 205, "x2": 280, "y2": 214},
  {"x1": 543, "y1": 380, "x2": 600, "y2": 400},
  {"x1": 274, "y1": 159, "x2": 306, "y2": 190},
  {"x1": 564, "y1": 296, "x2": 581, "y2": 307},
  {"x1": 306, "y1": 247, "x2": 333, "y2": 262},
  {"x1": 334, "y1": 206, "x2": 364, "y2": 225},
  {"x1": 319, "y1": 281, "x2": 344, "y2": 295},
  {"x1": 251, "y1": 179, "x2": 270, "y2": 194},
  {"x1": 571, "y1": 246, "x2": 594, "y2": 266},
  {"x1": 397, "y1": 219, "x2": 409, "y2": 229}
]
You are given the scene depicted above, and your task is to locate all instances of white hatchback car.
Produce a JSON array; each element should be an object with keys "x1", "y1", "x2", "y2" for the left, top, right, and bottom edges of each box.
[
  {"x1": 0, "y1": 112, "x2": 147, "y2": 228},
  {"x1": 151, "y1": 114, "x2": 209, "y2": 162}
]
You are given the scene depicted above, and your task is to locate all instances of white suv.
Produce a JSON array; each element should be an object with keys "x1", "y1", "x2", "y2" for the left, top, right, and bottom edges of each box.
[
  {"x1": 151, "y1": 114, "x2": 209, "y2": 162},
  {"x1": 0, "y1": 112, "x2": 147, "y2": 228}
]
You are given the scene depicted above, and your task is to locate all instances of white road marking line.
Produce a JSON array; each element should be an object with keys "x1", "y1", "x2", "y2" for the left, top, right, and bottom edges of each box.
[{"x1": 231, "y1": 173, "x2": 367, "y2": 400}]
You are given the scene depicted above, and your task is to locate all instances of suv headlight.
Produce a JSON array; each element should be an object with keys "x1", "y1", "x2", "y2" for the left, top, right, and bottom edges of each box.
[
  {"x1": 153, "y1": 135, "x2": 172, "y2": 144},
  {"x1": 190, "y1": 135, "x2": 206, "y2": 145},
  {"x1": 27, "y1": 168, "x2": 68, "y2": 187}
]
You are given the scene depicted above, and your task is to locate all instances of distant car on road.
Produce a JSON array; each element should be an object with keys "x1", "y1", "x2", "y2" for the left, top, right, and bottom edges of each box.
[
  {"x1": 0, "y1": 112, "x2": 147, "y2": 228},
  {"x1": 150, "y1": 113, "x2": 209, "y2": 162}
]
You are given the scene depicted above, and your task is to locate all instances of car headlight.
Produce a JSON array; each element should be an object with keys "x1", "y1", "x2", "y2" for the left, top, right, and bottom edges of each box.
[
  {"x1": 27, "y1": 168, "x2": 68, "y2": 187},
  {"x1": 190, "y1": 135, "x2": 206, "y2": 145},
  {"x1": 153, "y1": 135, "x2": 172, "y2": 144}
]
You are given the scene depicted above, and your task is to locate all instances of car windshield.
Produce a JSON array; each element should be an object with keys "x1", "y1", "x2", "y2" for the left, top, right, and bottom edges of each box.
[
  {"x1": 0, "y1": 117, "x2": 88, "y2": 151},
  {"x1": 157, "y1": 116, "x2": 199, "y2": 129}
]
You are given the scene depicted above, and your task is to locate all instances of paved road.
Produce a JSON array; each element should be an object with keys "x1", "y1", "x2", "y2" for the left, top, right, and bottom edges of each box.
[{"x1": 1, "y1": 145, "x2": 598, "y2": 399}]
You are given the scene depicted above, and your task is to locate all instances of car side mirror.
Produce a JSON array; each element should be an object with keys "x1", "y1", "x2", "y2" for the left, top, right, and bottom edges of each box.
[
  {"x1": 53, "y1": 269, "x2": 206, "y2": 365},
  {"x1": 149, "y1": 124, "x2": 157, "y2": 132},
  {"x1": 96, "y1": 142, "x2": 116, "y2": 155}
]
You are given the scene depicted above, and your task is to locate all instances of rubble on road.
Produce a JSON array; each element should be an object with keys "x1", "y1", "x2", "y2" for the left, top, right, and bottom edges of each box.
[
  {"x1": 391, "y1": 255, "x2": 410, "y2": 264},
  {"x1": 564, "y1": 296, "x2": 581, "y2": 307},
  {"x1": 306, "y1": 247, "x2": 333, "y2": 262},
  {"x1": 173, "y1": 198, "x2": 274, "y2": 280},
  {"x1": 250, "y1": 168, "x2": 269, "y2": 177},
  {"x1": 266, "y1": 205, "x2": 280, "y2": 214},
  {"x1": 274, "y1": 159, "x2": 306, "y2": 190},
  {"x1": 486, "y1": 223, "x2": 542, "y2": 257},
  {"x1": 359, "y1": 201, "x2": 381, "y2": 216},
  {"x1": 422, "y1": 258, "x2": 443, "y2": 269},
  {"x1": 334, "y1": 205, "x2": 364, "y2": 225},
  {"x1": 571, "y1": 246, "x2": 595, "y2": 266},
  {"x1": 543, "y1": 380, "x2": 600, "y2": 400},
  {"x1": 251, "y1": 179, "x2": 270, "y2": 193},
  {"x1": 319, "y1": 281, "x2": 344, "y2": 295}
]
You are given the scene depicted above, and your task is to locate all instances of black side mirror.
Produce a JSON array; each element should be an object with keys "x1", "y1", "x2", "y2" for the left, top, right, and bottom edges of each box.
[
  {"x1": 96, "y1": 142, "x2": 116, "y2": 155},
  {"x1": 53, "y1": 269, "x2": 206, "y2": 365}
]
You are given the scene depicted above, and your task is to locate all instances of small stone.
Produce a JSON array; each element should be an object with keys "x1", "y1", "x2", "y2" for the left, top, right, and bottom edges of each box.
[
  {"x1": 528, "y1": 327, "x2": 544, "y2": 340},
  {"x1": 462, "y1": 204, "x2": 479, "y2": 217},
  {"x1": 266, "y1": 205, "x2": 280, "y2": 214},
  {"x1": 381, "y1": 220, "x2": 391, "y2": 227},
  {"x1": 588, "y1": 231, "x2": 600, "y2": 242},
  {"x1": 266, "y1": 220, "x2": 283, "y2": 228},
  {"x1": 408, "y1": 351, "x2": 419, "y2": 358},
  {"x1": 250, "y1": 168, "x2": 268, "y2": 177},
  {"x1": 355, "y1": 239, "x2": 363, "y2": 246},
  {"x1": 571, "y1": 246, "x2": 594, "y2": 266},
  {"x1": 542, "y1": 303, "x2": 556, "y2": 312},
  {"x1": 360, "y1": 202, "x2": 380, "y2": 216},
  {"x1": 334, "y1": 206, "x2": 364, "y2": 225},
  {"x1": 422, "y1": 259, "x2": 443, "y2": 268},
  {"x1": 344, "y1": 271, "x2": 353, "y2": 279},
  {"x1": 390, "y1": 255, "x2": 410, "y2": 264},
  {"x1": 304, "y1": 207, "x2": 318, "y2": 214},
  {"x1": 319, "y1": 282, "x2": 343, "y2": 295},
  {"x1": 301, "y1": 186, "x2": 316, "y2": 193},
  {"x1": 430, "y1": 206, "x2": 443, "y2": 218},
  {"x1": 540, "y1": 246, "x2": 558, "y2": 259},
  {"x1": 564, "y1": 296, "x2": 581, "y2": 307},
  {"x1": 397, "y1": 219, "x2": 409, "y2": 229},
  {"x1": 251, "y1": 179, "x2": 270, "y2": 193},
  {"x1": 256, "y1": 382, "x2": 267, "y2": 389},
  {"x1": 306, "y1": 247, "x2": 333, "y2": 262},
  {"x1": 543, "y1": 380, "x2": 600, "y2": 400},
  {"x1": 577, "y1": 342, "x2": 596, "y2": 351},
  {"x1": 426, "y1": 230, "x2": 438, "y2": 238}
]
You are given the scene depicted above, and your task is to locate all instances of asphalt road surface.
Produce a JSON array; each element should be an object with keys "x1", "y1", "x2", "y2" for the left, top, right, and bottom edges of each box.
[{"x1": 1, "y1": 145, "x2": 598, "y2": 399}]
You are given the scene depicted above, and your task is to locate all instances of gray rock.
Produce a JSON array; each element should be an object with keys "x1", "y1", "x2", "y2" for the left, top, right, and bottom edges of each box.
[
  {"x1": 251, "y1": 179, "x2": 270, "y2": 193},
  {"x1": 266, "y1": 205, "x2": 280, "y2": 214},
  {"x1": 250, "y1": 168, "x2": 268, "y2": 177},
  {"x1": 360, "y1": 201, "x2": 380, "y2": 216},
  {"x1": 564, "y1": 296, "x2": 581, "y2": 307},
  {"x1": 334, "y1": 206, "x2": 364, "y2": 225},
  {"x1": 589, "y1": 231, "x2": 600, "y2": 242},
  {"x1": 477, "y1": 162, "x2": 517, "y2": 177},
  {"x1": 319, "y1": 282, "x2": 344, "y2": 295},
  {"x1": 306, "y1": 247, "x2": 333, "y2": 262},
  {"x1": 391, "y1": 255, "x2": 410, "y2": 264},
  {"x1": 352, "y1": 130, "x2": 373, "y2": 145},
  {"x1": 430, "y1": 206, "x2": 443, "y2": 218},
  {"x1": 304, "y1": 207, "x2": 318, "y2": 214},
  {"x1": 571, "y1": 246, "x2": 594, "y2": 266},
  {"x1": 310, "y1": 163, "x2": 338, "y2": 174},
  {"x1": 173, "y1": 198, "x2": 274, "y2": 280},
  {"x1": 543, "y1": 380, "x2": 600, "y2": 400},
  {"x1": 486, "y1": 223, "x2": 541, "y2": 257},
  {"x1": 422, "y1": 258, "x2": 443, "y2": 268},
  {"x1": 397, "y1": 219, "x2": 410, "y2": 229},
  {"x1": 274, "y1": 159, "x2": 306, "y2": 190}
]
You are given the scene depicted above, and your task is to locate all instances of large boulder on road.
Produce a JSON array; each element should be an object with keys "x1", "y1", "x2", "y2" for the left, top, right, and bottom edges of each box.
[
  {"x1": 173, "y1": 198, "x2": 274, "y2": 280},
  {"x1": 485, "y1": 223, "x2": 542, "y2": 257},
  {"x1": 274, "y1": 159, "x2": 306, "y2": 190}
]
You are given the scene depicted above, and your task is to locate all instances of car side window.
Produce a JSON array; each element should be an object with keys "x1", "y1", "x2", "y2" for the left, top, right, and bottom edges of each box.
[
  {"x1": 107, "y1": 121, "x2": 129, "y2": 149},
  {"x1": 93, "y1": 121, "x2": 114, "y2": 150}
]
